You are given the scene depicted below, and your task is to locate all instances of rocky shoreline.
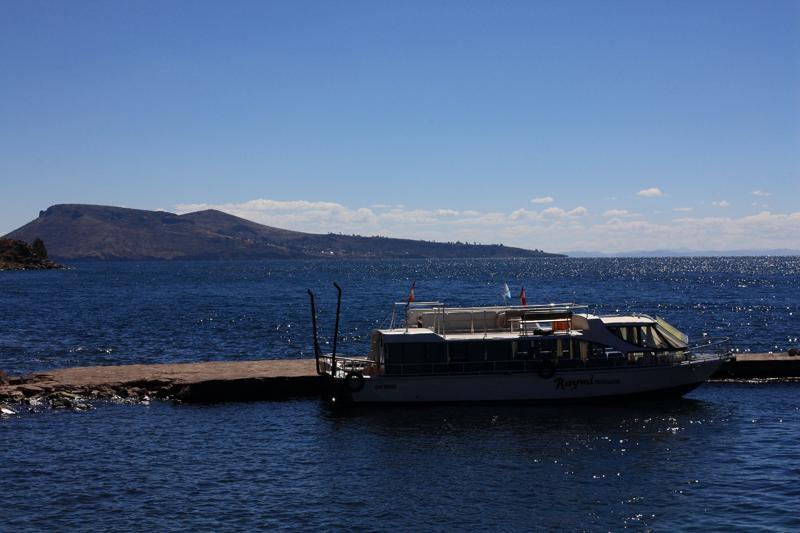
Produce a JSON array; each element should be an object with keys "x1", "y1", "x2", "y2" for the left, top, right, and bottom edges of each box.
[{"x1": 0, "y1": 360, "x2": 320, "y2": 416}]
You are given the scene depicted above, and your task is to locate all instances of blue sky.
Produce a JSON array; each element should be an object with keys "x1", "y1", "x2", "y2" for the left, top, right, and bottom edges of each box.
[{"x1": 1, "y1": 0, "x2": 798, "y2": 252}]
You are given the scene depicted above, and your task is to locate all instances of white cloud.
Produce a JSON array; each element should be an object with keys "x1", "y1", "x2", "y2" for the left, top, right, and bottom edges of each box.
[
  {"x1": 637, "y1": 187, "x2": 665, "y2": 198},
  {"x1": 672, "y1": 207, "x2": 693, "y2": 212},
  {"x1": 603, "y1": 209, "x2": 641, "y2": 218},
  {"x1": 509, "y1": 208, "x2": 535, "y2": 221},
  {"x1": 531, "y1": 196, "x2": 554, "y2": 204},
  {"x1": 712, "y1": 200, "x2": 730, "y2": 208},
  {"x1": 540, "y1": 206, "x2": 588, "y2": 218},
  {"x1": 173, "y1": 198, "x2": 800, "y2": 254},
  {"x1": 752, "y1": 190, "x2": 772, "y2": 197}
]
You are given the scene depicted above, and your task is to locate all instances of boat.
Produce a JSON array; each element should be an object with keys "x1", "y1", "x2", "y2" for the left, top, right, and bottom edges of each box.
[{"x1": 307, "y1": 284, "x2": 731, "y2": 404}]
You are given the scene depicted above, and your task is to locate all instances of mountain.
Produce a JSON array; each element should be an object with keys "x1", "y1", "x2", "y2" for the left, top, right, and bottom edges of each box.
[{"x1": 4, "y1": 204, "x2": 564, "y2": 261}]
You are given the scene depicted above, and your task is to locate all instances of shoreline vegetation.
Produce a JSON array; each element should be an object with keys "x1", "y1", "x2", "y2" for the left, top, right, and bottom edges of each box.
[{"x1": 0, "y1": 238, "x2": 63, "y2": 271}]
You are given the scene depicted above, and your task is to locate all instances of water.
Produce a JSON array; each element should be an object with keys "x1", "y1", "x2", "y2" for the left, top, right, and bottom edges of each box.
[
  {"x1": 2, "y1": 257, "x2": 800, "y2": 531},
  {"x1": 1, "y1": 257, "x2": 798, "y2": 374},
  {"x1": 2, "y1": 385, "x2": 800, "y2": 531}
]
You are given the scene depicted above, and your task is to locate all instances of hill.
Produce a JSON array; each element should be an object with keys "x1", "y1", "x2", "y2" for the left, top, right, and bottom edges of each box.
[
  {"x1": 0, "y1": 238, "x2": 63, "y2": 270},
  {"x1": 4, "y1": 204, "x2": 564, "y2": 261}
]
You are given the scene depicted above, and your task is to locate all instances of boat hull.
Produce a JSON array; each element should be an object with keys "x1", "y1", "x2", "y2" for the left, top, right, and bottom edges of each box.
[{"x1": 342, "y1": 357, "x2": 723, "y2": 404}]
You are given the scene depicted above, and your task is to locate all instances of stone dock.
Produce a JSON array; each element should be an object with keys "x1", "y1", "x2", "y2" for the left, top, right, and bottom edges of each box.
[
  {"x1": 0, "y1": 353, "x2": 798, "y2": 409},
  {"x1": 0, "y1": 359, "x2": 320, "y2": 407}
]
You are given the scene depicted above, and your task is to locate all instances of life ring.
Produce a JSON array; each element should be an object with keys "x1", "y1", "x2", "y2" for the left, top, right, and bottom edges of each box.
[
  {"x1": 344, "y1": 371, "x2": 365, "y2": 392},
  {"x1": 537, "y1": 361, "x2": 556, "y2": 379}
]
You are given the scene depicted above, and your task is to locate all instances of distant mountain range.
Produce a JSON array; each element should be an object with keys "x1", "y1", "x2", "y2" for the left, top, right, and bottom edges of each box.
[
  {"x1": 4, "y1": 204, "x2": 563, "y2": 261},
  {"x1": 565, "y1": 249, "x2": 800, "y2": 257}
]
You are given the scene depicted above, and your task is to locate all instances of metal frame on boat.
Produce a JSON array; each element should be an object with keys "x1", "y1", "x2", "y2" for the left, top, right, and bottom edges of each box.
[{"x1": 308, "y1": 284, "x2": 731, "y2": 404}]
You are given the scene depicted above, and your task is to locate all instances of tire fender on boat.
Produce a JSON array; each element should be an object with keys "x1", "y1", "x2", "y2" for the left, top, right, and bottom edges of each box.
[
  {"x1": 344, "y1": 371, "x2": 365, "y2": 392},
  {"x1": 537, "y1": 361, "x2": 556, "y2": 379}
]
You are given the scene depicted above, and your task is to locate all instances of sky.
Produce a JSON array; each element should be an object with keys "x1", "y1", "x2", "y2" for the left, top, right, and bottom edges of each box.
[{"x1": 1, "y1": 0, "x2": 798, "y2": 253}]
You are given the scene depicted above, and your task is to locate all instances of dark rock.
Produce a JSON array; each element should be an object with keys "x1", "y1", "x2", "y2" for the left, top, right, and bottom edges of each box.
[
  {"x1": 18, "y1": 385, "x2": 43, "y2": 397},
  {"x1": 0, "y1": 238, "x2": 63, "y2": 270},
  {"x1": 47, "y1": 391, "x2": 80, "y2": 409},
  {"x1": 126, "y1": 387, "x2": 147, "y2": 398},
  {"x1": 1, "y1": 390, "x2": 25, "y2": 402},
  {"x1": 788, "y1": 348, "x2": 798, "y2": 357}
]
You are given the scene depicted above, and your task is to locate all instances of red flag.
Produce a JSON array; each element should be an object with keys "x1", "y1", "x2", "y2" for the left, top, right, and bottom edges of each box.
[
  {"x1": 519, "y1": 287, "x2": 527, "y2": 306},
  {"x1": 408, "y1": 280, "x2": 416, "y2": 303}
]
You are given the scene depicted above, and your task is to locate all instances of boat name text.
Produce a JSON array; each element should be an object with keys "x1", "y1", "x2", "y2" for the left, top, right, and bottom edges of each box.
[{"x1": 554, "y1": 376, "x2": 621, "y2": 390}]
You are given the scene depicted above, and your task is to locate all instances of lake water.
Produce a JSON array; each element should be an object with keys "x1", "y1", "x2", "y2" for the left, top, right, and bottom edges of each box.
[
  {"x1": 1, "y1": 257, "x2": 798, "y2": 374},
  {"x1": 2, "y1": 258, "x2": 800, "y2": 530}
]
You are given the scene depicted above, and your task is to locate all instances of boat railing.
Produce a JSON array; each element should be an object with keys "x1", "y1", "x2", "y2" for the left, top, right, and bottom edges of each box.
[
  {"x1": 686, "y1": 336, "x2": 732, "y2": 360},
  {"x1": 392, "y1": 301, "x2": 588, "y2": 336},
  {"x1": 317, "y1": 354, "x2": 374, "y2": 376}
]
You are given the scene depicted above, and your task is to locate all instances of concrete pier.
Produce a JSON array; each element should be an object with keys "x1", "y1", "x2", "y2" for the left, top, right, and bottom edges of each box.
[
  {"x1": 1, "y1": 353, "x2": 798, "y2": 408},
  {"x1": 713, "y1": 353, "x2": 800, "y2": 380},
  {"x1": 0, "y1": 359, "x2": 320, "y2": 405}
]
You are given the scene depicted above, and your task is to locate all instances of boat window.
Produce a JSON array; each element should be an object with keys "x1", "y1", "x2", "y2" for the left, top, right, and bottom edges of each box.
[
  {"x1": 570, "y1": 340, "x2": 607, "y2": 360},
  {"x1": 448, "y1": 341, "x2": 486, "y2": 362},
  {"x1": 385, "y1": 343, "x2": 402, "y2": 364},
  {"x1": 449, "y1": 342, "x2": 469, "y2": 362},
  {"x1": 629, "y1": 327, "x2": 640, "y2": 345},
  {"x1": 608, "y1": 326, "x2": 630, "y2": 342},
  {"x1": 639, "y1": 326, "x2": 670, "y2": 349},
  {"x1": 648, "y1": 326, "x2": 666, "y2": 348},
  {"x1": 385, "y1": 342, "x2": 448, "y2": 365},
  {"x1": 486, "y1": 341, "x2": 512, "y2": 361},
  {"x1": 610, "y1": 325, "x2": 670, "y2": 349},
  {"x1": 427, "y1": 343, "x2": 446, "y2": 362},
  {"x1": 467, "y1": 342, "x2": 486, "y2": 361},
  {"x1": 534, "y1": 339, "x2": 557, "y2": 358},
  {"x1": 403, "y1": 343, "x2": 427, "y2": 363}
]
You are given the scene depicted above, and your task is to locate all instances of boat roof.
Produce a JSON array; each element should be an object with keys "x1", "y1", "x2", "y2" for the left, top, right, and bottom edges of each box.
[
  {"x1": 399, "y1": 301, "x2": 588, "y2": 313},
  {"x1": 377, "y1": 328, "x2": 585, "y2": 341},
  {"x1": 599, "y1": 315, "x2": 656, "y2": 325}
]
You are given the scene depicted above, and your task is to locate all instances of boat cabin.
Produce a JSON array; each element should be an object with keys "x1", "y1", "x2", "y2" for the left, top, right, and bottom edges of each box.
[{"x1": 367, "y1": 302, "x2": 691, "y2": 376}]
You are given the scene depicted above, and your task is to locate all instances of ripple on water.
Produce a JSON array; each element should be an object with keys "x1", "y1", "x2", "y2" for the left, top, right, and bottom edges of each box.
[
  {"x1": 1, "y1": 258, "x2": 798, "y2": 374},
  {"x1": 3, "y1": 384, "x2": 800, "y2": 530}
]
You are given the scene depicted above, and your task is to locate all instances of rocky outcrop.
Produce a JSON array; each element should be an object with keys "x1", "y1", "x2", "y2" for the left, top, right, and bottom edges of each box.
[{"x1": 0, "y1": 238, "x2": 63, "y2": 270}]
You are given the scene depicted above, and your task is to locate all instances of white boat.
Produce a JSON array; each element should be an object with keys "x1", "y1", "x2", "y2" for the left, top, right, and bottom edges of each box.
[{"x1": 308, "y1": 285, "x2": 731, "y2": 404}]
